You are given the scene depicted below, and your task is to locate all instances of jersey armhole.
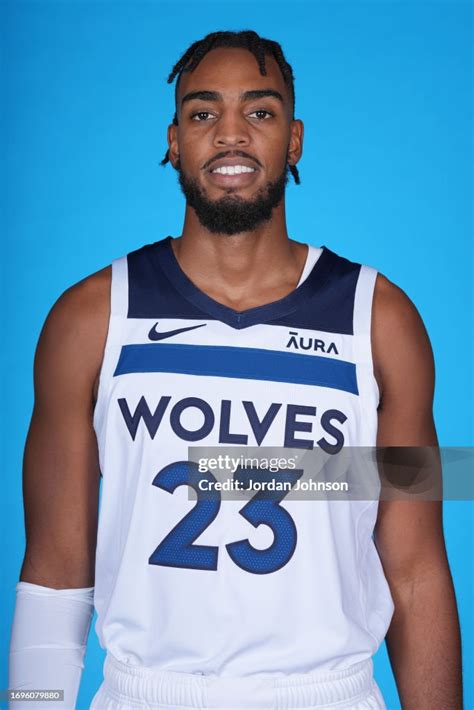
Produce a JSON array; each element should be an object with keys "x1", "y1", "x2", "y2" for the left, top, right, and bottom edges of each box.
[
  {"x1": 92, "y1": 255, "x2": 129, "y2": 453},
  {"x1": 353, "y1": 264, "x2": 380, "y2": 411}
]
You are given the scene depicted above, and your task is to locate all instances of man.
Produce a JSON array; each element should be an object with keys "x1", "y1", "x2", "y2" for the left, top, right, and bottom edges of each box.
[{"x1": 9, "y1": 30, "x2": 462, "y2": 710}]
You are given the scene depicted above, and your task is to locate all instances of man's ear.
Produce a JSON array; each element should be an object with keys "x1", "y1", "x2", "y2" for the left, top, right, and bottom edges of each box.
[
  {"x1": 288, "y1": 119, "x2": 304, "y2": 167},
  {"x1": 167, "y1": 119, "x2": 179, "y2": 168}
]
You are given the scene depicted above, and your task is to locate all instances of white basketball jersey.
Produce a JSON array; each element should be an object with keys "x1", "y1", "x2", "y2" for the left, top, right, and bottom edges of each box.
[{"x1": 92, "y1": 236, "x2": 395, "y2": 675}]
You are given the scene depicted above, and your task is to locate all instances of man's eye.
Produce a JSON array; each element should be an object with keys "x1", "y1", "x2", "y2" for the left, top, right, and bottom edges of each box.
[
  {"x1": 249, "y1": 110, "x2": 273, "y2": 120},
  {"x1": 191, "y1": 111, "x2": 214, "y2": 121}
]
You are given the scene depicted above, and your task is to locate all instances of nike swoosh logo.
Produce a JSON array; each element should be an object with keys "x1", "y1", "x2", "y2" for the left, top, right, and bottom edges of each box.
[{"x1": 148, "y1": 322, "x2": 207, "y2": 341}]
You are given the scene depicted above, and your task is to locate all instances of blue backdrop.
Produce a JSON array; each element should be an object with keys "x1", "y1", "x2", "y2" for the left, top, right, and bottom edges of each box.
[{"x1": 2, "y1": 2, "x2": 472, "y2": 708}]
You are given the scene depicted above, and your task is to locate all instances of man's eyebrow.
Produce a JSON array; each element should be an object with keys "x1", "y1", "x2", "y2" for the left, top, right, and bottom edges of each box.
[
  {"x1": 241, "y1": 89, "x2": 284, "y2": 103},
  {"x1": 180, "y1": 89, "x2": 285, "y2": 106}
]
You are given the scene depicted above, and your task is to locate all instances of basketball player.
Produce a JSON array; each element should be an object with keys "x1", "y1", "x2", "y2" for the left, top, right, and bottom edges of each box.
[{"x1": 8, "y1": 30, "x2": 462, "y2": 710}]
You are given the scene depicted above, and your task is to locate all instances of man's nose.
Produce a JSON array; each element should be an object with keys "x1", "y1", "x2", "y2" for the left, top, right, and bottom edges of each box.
[{"x1": 213, "y1": 111, "x2": 250, "y2": 147}]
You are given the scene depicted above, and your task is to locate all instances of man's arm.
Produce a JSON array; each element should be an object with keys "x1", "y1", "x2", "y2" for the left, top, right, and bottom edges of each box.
[
  {"x1": 372, "y1": 274, "x2": 462, "y2": 710},
  {"x1": 9, "y1": 266, "x2": 110, "y2": 708},
  {"x1": 20, "y1": 267, "x2": 110, "y2": 588}
]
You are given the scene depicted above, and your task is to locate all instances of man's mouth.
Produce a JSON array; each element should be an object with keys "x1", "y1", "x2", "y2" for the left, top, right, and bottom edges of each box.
[
  {"x1": 206, "y1": 157, "x2": 260, "y2": 188},
  {"x1": 211, "y1": 165, "x2": 256, "y2": 175}
]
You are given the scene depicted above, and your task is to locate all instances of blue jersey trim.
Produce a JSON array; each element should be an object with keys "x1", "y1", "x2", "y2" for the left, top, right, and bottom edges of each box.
[
  {"x1": 155, "y1": 237, "x2": 337, "y2": 330},
  {"x1": 113, "y1": 343, "x2": 359, "y2": 395},
  {"x1": 127, "y1": 237, "x2": 360, "y2": 334}
]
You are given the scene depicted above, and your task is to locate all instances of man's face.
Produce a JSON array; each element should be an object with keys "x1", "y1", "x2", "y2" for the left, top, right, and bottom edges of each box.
[{"x1": 167, "y1": 47, "x2": 303, "y2": 235}]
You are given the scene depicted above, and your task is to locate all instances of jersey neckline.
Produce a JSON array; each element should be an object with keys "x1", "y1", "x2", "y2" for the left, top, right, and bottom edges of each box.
[{"x1": 154, "y1": 236, "x2": 336, "y2": 330}]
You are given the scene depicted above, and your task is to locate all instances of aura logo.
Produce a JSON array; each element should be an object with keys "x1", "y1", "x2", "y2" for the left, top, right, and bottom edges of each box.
[
  {"x1": 148, "y1": 322, "x2": 207, "y2": 342},
  {"x1": 286, "y1": 330, "x2": 339, "y2": 355}
]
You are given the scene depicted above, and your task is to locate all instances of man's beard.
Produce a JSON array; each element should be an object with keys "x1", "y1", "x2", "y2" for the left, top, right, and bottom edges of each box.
[{"x1": 176, "y1": 162, "x2": 290, "y2": 235}]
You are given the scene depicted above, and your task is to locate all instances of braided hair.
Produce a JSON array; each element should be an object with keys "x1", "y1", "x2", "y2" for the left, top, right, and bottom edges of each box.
[{"x1": 160, "y1": 30, "x2": 300, "y2": 185}]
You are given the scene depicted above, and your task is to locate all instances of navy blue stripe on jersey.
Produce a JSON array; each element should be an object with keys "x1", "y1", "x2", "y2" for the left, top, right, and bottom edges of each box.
[
  {"x1": 113, "y1": 343, "x2": 359, "y2": 395},
  {"x1": 127, "y1": 237, "x2": 361, "y2": 334}
]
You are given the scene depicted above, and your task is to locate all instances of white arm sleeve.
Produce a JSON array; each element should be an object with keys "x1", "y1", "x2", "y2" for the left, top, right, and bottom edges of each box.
[{"x1": 8, "y1": 582, "x2": 95, "y2": 710}]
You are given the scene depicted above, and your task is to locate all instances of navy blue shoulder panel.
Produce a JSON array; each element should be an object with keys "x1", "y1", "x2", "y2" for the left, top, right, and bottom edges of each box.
[
  {"x1": 271, "y1": 249, "x2": 361, "y2": 335},
  {"x1": 127, "y1": 237, "x2": 361, "y2": 335},
  {"x1": 127, "y1": 240, "x2": 209, "y2": 319}
]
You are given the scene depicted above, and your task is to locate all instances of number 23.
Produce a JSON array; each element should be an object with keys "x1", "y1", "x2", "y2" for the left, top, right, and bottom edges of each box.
[{"x1": 149, "y1": 461, "x2": 303, "y2": 575}]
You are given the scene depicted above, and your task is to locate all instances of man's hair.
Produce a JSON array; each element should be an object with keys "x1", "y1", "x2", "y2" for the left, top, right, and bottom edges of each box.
[{"x1": 160, "y1": 29, "x2": 300, "y2": 185}]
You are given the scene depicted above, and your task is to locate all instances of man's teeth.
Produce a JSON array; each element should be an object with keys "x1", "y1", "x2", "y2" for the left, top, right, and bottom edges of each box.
[{"x1": 211, "y1": 165, "x2": 256, "y2": 175}]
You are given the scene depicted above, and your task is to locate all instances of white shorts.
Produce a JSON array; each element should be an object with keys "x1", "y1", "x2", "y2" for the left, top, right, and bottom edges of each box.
[{"x1": 90, "y1": 653, "x2": 386, "y2": 709}]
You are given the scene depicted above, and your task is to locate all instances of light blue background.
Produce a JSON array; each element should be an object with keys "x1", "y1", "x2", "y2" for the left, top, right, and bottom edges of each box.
[{"x1": 2, "y1": 1, "x2": 472, "y2": 708}]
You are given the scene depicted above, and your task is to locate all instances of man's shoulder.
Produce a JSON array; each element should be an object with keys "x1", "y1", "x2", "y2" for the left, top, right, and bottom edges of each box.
[
  {"x1": 50, "y1": 264, "x2": 112, "y2": 327},
  {"x1": 48, "y1": 236, "x2": 170, "y2": 327},
  {"x1": 36, "y1": 265, "x2": 112, "y2": 391},
  {"x1": 331, "y1": 248, "x2": 427, "y2": 356},
  {"x1": 373, "y1": 271, "x2": 421, "y2": 325},
  {"x1": 371, "y1": 271, "x2": 434, "y2": 406}
]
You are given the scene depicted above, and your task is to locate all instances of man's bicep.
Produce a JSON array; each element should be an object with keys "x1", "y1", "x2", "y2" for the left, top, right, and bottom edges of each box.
[
  {"x1": 372, "y1": 275, "x2": 449, "y2": 584},
  {"x1": 373, "y1": 273, "x2": 437, "y2": 445},
  {"x1": 20, "y1": 272, "x2": 109, "y2": 589}
]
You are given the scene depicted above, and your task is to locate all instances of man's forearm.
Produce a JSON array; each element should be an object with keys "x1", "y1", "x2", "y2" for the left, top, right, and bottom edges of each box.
[{"x1": 385, "y1": 567, "x2": 463, "y2": 709}]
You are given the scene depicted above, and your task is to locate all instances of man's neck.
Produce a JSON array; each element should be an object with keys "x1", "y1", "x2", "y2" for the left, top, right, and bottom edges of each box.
[{"x1": 171, "y1": 205, "x2": 309, "y2": 312}]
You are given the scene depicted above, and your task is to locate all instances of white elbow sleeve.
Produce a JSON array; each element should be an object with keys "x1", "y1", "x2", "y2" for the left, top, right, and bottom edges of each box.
[{"x1": 8, "y1": 582, "x2": 95, "y2": 710}]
